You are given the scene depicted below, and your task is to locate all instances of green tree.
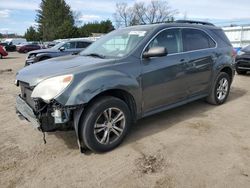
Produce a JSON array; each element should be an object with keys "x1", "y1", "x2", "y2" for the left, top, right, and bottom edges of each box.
[
  {"x1": 36, "y1": 0, "x2": 75, "y2": 40},
  {"x1": 78, "y1": 20, "x2": 114, "y2": 37},
  {"x1": 55, "y1": 20, "x2": 79, "y2": 39},
  {"x1": 24, "y1": 26, "x2": 40, "y2": 41}
]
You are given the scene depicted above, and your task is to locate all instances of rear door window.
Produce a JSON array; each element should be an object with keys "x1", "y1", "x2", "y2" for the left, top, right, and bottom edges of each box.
[{"x1": 182, "y1": 29, "x2": 216, "y2": 52}]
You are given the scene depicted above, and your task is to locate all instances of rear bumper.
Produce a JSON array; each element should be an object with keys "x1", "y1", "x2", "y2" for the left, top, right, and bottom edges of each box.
[{"x1": 16, "y1": 95, "x2": 40, "y2": 129}]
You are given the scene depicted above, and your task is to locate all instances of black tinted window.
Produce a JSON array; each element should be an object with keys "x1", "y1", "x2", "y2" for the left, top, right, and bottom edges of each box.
[
  {"x1": 76, "y1": 42, "x2": 90, "y2": 48},
  {"x1": 212, "y1": 29, "x2": 232, "y2": 47},
  {"x1": 148, "y1": 29, "x2": 182, "y2": 54},
  {"x1": 182, "y1": 29, "x2": 216, "y2": 51}
]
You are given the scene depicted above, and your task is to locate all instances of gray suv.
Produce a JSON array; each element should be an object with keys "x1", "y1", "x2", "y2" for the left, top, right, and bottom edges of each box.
[
  {"x1": 25, "y1": 39, "x2": 92, "y2": 66},
  {"x1": 16, "y1": 21, "x2": 235, "y2": 153}
]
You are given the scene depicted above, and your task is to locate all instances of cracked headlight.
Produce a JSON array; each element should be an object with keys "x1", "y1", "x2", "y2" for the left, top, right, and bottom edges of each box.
[{"x1": 31, "y1": 74, "x2": 73, "y2": 102}]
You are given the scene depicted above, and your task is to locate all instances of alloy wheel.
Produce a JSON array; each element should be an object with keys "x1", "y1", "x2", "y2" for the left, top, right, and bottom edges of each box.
[
  {"x1": 216, "y1": 78, "x2": 229, "y2": 101},
  {"x1": 94, "y1": 107, "x2": 125, "y2": 145}
]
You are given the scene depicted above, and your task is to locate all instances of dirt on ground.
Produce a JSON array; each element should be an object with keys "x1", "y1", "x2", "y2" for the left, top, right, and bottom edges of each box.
[{"x1": 0, "y1": 52, "x2": 250, "y2": 188}]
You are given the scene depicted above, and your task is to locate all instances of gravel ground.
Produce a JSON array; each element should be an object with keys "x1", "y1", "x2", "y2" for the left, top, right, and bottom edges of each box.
[{"x1": 0, "y1": 52, "x2": 250, "y2": 188}]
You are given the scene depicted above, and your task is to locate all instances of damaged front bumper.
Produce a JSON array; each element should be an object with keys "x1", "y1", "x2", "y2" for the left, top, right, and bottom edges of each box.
[
  {"x1": 16, "y1": 94, "x2": 75, "y2": 132},
  {"x1": 16, "y1": 95, "x2": 40, "y2": 129}
]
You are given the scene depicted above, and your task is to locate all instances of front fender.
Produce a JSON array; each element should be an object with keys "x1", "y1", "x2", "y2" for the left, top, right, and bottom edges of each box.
[{"x1": 57, "y1": 70, "x2": 141, "y2": 107}]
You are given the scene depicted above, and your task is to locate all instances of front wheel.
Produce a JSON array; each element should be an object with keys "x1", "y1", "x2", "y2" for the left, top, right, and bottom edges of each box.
[
  {"x1": 206, "y1": 72, "x2": 231, "y2": 105},
  {"x1": 79, "y1": 96, "x2": 132, "y2": 152}
]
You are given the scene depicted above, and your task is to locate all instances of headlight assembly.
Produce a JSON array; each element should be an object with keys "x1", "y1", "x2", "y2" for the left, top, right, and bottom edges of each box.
[{"x1": 31, "y1": 74, "x2": 73, "y2": 102}]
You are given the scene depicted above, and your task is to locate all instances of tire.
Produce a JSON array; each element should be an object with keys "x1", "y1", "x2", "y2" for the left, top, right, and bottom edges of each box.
[
  {"x1": 206, "y1": 72, "x2": 231, "y2": 105},
  {"x1": 236, "y1": 69, "x2": 247, "y2": 75},
  {"x1": 79, "y1": 96, "x2": 132, "y2": 152},
  {"x1": 0, "y1": 54, "x2": 2, "y2": 59}
]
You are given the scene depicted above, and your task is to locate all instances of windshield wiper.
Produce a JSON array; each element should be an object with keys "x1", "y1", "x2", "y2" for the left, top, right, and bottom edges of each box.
[{"x1": 84, "y1": 53, "x2": 106, "y2": 59}]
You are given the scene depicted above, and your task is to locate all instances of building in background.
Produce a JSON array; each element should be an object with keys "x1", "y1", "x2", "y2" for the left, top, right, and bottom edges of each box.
[{"x1": 223, "y1": 26, "x2": 250, "y2": 49}]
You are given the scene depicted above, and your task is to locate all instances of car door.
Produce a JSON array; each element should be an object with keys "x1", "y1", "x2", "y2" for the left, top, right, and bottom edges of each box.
[
  {"x1": 141, "y1": 28, "x2": 189, "y2": 114},
  {"x1": 61, "y1": 41, "x2": 77, "y2": 55},
  {"x1": 27, "y1": 45, "x2": 33, "y2": 52},
  {"x1": 182, "y1": 28, "x2": 216, "y2": 97}
]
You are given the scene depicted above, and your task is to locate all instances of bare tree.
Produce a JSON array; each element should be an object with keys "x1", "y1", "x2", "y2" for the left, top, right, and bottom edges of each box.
[
  {"x1": 113, "y1": 0, "x2": 178, "y2": 28},
  {"x1": 113, "y1": 3, "x2": 135, "y2": 28}
]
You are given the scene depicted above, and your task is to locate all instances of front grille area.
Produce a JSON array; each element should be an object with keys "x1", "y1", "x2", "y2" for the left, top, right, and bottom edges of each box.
[
  {"x1": 237, "y1": 59, "x2": 250, "y2": 68},
  {"x1": 20, "y1": 82, "x2": 36, "y2": 110}
]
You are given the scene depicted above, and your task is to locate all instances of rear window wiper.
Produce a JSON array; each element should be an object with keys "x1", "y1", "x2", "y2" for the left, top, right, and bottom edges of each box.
[{"x1": 83, "y1": 53, "x2": 106, "y2": 59}]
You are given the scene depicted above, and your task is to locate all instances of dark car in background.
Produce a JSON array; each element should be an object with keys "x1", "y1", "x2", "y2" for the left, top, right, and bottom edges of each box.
[
  {"x1": 18, "y1": 44, "x2": 41, "y2": 53},
  {"x1": 0, "y1": 45, "x2": 8, "y2": 58},
  {"x1": 0, "y1": 42, "x2": 16, "y2": 52},
  {"x1": 236, "y1": 45, "x2": 250, "y2": 74},
  {"x1": 16, "y1": 21, "x2": 235, "y2": 153},
  {"x1": 25, "y1": 39, "x2": 92, "y2": 66}
]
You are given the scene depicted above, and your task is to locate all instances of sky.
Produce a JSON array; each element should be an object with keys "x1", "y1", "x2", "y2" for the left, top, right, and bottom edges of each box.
[{"x1": 0, "y1": 0, "x2": 250, "y2": 35}]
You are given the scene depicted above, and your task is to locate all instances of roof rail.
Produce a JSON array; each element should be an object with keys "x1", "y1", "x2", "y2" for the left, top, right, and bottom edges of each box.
[{"x1": 175, "y1": 20, "x2": 215, "y2": 26}]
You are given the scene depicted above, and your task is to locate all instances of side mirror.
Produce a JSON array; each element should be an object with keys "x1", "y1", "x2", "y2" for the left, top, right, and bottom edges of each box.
[
  {"x1": 143, "y1": 47, "x2": 168, "y2": 58},
  {"x1": 59, "y1": 46, "x2": 65, "y2": 51}
]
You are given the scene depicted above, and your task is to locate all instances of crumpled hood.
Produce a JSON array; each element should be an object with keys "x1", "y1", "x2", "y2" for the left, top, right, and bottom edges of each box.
[{"x1": 16, "y1": 55, "x2": 115, "y2": 86}]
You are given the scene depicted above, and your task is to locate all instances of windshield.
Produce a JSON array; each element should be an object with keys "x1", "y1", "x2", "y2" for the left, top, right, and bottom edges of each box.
[{"x1": 80, "y1": 28, "x2": 149, "y2": 58}]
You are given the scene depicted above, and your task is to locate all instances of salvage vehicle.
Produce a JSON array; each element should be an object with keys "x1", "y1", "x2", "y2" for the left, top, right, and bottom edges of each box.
[
  {"x1": 25, "y1": 39, "x2": 93, "y2": 66},
  {"x1": 0, "y1": 45, "x2": 8, "y2": 59},
  {"x1": 235, "y1": 45, "x2": 250, "y2": 74},
  {"x1": 3, "y1": 38, "x2": 26, "y2": 46},
  {"x1": 18, "y1": 44, "x2": 41, "y2": 53},
  {"x1": 15, "y1": 20, "x2": 235, "y2": 153},
  {"x1": 0, "y1": 42, "x2": 16, "y2": 52}
]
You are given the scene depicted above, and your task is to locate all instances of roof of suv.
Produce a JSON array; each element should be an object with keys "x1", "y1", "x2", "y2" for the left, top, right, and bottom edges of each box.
[{"x1": 124, "y1": 21, "x2": 219, "y2": 33}]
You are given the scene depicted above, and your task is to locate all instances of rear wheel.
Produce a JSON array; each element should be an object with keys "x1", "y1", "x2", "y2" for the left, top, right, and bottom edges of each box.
[
  {"x1": 79, "y1": 96, "x2": 132, "y2": 152},
  {"x1": 206, "y1": 72, "x2": 231, "y2": 105},
  {"x1": 0, "y1": 54, "x2": 2, "y2": 59}
]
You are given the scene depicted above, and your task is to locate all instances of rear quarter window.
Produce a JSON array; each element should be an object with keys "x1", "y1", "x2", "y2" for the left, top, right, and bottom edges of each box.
[
  {"x1": 212, "y1": 29, "x2": 232, "y2": 47},
  {"x1": 182, "y1": 28, "x2": 216, "y2": 52}
]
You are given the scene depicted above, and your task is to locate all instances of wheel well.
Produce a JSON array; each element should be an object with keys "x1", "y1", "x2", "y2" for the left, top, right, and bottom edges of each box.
[
  {"x1": 87, "y1": 89, "x2": 137, "y2": 122},
  {"x1": 220, "y1": 67, "x2": 233, "y2": 82}
]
